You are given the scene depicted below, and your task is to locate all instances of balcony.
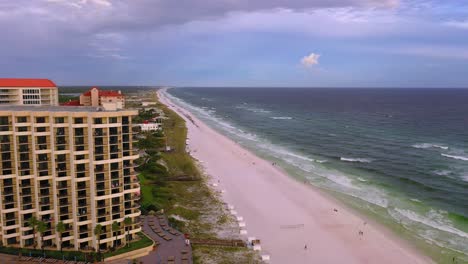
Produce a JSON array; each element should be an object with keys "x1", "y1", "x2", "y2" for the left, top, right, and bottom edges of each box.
[
  {"x1": 96, "y1": 203, "x2": 108, "y2": 209},
  {"x1": 3, "y1": 188, "x2": 14, "y2": 195},
  {"x1": 38, "y1": 192, "x2": 50, "y2": 198},
  {"x1": 56, "y1": 183, "x2": 69, "y2": 190},
  {"x1": 39, "y1": 183, "x2": 50, "y2": 189},
  {"x1": 22, "y1": 204, "x2": 33, "y2": 210},
  {"x1": 21, "y1": 189, "x2": 32, "y2": 196},
  {"x1": 36, "y1": 144, "x2": 49, "y2": 151}
]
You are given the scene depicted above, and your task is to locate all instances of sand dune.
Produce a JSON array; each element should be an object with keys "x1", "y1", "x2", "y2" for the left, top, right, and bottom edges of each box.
[{"x1": 158, "y1": 89, "x2": 432, "y2": 264}]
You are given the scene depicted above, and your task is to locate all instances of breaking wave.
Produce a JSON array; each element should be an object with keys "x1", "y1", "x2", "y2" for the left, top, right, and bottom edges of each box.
[
  {"x1": 340, "y1": 157, "x2": 373, "y2": 163},
  {"x1": 441, "y1": 154, "x2": 468, "y2": 161},
  {"x1": 270, "y1": 116, "x2": 293, "y2": 120},
  {"x1": 412, "y1": 143, "x2": 449, "y2": 150}
]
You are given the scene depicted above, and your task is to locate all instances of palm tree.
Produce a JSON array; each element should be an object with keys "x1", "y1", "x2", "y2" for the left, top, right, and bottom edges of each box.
[
  {"x1": 56, "y1": 221, "x2": 65, "y2": 253},
  {"x1": 123, "y1": 217, "x2": 132, "y2": 247},
  {"x1": 94, "y1": 224, "x2": 103, "y2": 261},
  {"x1": 26, "y1": 216, "x2": 39, "y2": 249},
  {"x1": 37, "y1": 221, "x2": 47, "y2": 254},
  {"x1": 111, "y1": 221, "x2": 120, "y2": 249}
]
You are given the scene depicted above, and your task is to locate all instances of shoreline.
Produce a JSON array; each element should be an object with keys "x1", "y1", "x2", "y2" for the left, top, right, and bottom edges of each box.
[{"x1": 158, "y1": 89, "x2": 433, "y2": 264}]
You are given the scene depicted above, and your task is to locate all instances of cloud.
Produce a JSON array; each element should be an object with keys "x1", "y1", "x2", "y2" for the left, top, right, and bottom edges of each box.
[
  {"x1": 301, "y1": 53, "x2": 321, "y2": 67},
  {"x1": 444, "y1": 20, "x2": 468, "y2": 29},
  {"x1": 367, "y1": 44, "x2": 468, "y2": 60}
]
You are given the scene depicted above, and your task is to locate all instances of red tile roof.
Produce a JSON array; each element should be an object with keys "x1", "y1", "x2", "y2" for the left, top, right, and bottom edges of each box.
[
  {"x1": 82, "y1": 87, "x2": 122, "y2": 97},
  {"x1": 60, "y1": 100, "x2": 81, "y2": 106},
  {"x1": 0, "y1": 78, "x2": 56, "y2": 88}
]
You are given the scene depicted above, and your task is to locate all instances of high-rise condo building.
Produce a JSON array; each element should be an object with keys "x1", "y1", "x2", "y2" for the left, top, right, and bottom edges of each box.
[
  {"x1": 0, "y1": 105, "x2": 141, "y2": 251},
  {"x1": 0, "y1": 79, "x2": 59, "y2": 106}
]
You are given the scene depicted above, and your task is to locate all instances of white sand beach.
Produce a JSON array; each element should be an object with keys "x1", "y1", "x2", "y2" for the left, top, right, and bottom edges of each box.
[{"x1": 158, "y1": 89, "x2": 433, "y2": 264}]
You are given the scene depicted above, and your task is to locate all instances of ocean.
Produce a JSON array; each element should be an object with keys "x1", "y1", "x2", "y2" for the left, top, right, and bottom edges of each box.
[{"x1": 165, "y1": 87, "x2": 468, "y2": 262}]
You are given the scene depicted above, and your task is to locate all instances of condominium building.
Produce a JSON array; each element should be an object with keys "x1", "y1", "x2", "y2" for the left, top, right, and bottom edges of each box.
[
  {"x1": 0, "y1": 105, "x2": 141, "y2": 251},
  {"x1": 0, "y1": 79, "x2": 59, "y2": 106},
  {"x1": 80, "y1": 88, "x2": 125, "y2": 110}
]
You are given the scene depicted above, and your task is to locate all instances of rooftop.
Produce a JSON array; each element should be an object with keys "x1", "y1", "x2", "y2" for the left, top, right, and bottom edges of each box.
[
  {"x1": 83, "y1": 87, "x2": 122, "y2": 97},
  {"x1": 0, "y1": 105, "x2": 134, "y2": 113},
  {"x1": 0, "y1": 78, "x2": 56, "y2": 88}
]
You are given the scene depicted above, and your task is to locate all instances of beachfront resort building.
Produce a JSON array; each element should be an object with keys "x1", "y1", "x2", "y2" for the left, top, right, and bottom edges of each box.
[
  {"x1": 0, "y1": 105, "x2": 141, "y2": 251},
  {"x1": 80, "y1": 87, "x2": 125, "y2": 110},
  {"x1": 0, "y1": 79, "x2": 59, "y2": 106}
]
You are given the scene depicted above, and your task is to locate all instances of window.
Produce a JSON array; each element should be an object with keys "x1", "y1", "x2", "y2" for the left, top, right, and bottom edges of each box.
[
  {"x1": 36, "y1": 117, "x2": 46, "y2": 123},
  {"x1": 0, "y1": 116, "x2": 9, "y2": 125},
  {"x1": 55, "y1": 117, "x2": 65, "y2": 123},
  {"x1": 74, "y1": 118, "x2": 84, "y2": 124},
  {"x1": 16, "y1": 117, "x2": 28, "y2": 123}
]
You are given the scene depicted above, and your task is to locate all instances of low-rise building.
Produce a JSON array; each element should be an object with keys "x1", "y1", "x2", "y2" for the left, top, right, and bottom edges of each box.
[{"x1": 80, "y1": 87, "x2": 125, "y2": 110}]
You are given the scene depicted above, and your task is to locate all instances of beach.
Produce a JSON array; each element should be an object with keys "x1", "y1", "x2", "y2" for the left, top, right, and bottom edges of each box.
[{"x1": 158, "y1": 89, "x2": 433, "y2": 264}]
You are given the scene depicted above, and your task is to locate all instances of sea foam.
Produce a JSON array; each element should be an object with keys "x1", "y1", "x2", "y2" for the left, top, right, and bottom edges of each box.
[
  {"x1": 270, "y1": 116, "x2": 293, "y2": 120},
  {"x1": 340, "y1": 157, "x2": 373, "y2": 163},
  {"x1": 432, "y1": 170, "x2": 452, "y2": 176},
  {"x1": 412, "y1": 143, "x2": 449, "y2": 150},
  {"x1": 441, "y1": 153, "x2": 468, "y2": 161},
  {"x1": 390, "y1": 209, "x2": 468, "y2": 239}
]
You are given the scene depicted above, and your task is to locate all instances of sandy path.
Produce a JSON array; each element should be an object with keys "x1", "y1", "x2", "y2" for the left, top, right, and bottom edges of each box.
[{"x1": 158, "y1": 89, "x2": 432, "y2": 264}]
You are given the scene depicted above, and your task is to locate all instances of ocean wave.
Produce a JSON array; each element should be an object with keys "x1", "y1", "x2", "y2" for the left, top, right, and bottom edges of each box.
[
  {"x1": 270, "y1": 116, "x2": 293, "y2": 120},
  {"x1": 412, "y1": 143, "x2": 449, "y2": 150},
  {"x1": 441, "y1": 153, "x2": 468, "y2": 161},
  {"x1": 390, "y1": 209, "x2": 468, "y2": 239},
  {"x1": 340, "y1": 157, "x2": 373, "y2": 163},
  {"x1": 166, "y1": 92, "x2": 260, "y2": 142},
  {"x1": 235, "y1": 105, "x2": 271, "y2": 114},
  {"x1": 432, "y1": 170, "x2": 452, "y2": 176}
]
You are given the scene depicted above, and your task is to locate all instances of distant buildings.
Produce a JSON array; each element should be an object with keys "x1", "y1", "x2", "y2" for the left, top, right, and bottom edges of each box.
[
  {"x1": 0, "y1": 79, "x2": 59, "y2": 106},
  {"x1": 80, "y1": 87, "x2": 125, "y2": 110}
]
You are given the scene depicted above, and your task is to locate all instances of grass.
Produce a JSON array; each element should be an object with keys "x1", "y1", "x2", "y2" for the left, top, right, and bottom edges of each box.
[
  {"x1": 104, "y1": 232, "x2": 154, "y2": 259},
  {"x1": 192, "y1": 245, "x2": 261, "y2": 264}
]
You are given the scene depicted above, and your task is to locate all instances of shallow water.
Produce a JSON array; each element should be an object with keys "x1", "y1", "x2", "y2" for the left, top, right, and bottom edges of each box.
[{"x1": 167, "y1": 87, "x2": 468, "y2": 261}]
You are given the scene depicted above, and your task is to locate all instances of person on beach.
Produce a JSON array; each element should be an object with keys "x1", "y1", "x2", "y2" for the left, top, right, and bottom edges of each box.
[{"x1": 304, "y1": 244, "x2": 307, "y2": 250}]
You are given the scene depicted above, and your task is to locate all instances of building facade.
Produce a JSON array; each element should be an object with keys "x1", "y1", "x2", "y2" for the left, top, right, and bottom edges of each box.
[
  {"x1": 80, "y1": 88, "x2": 125, "y2": 110},
  {"x1": 0, "y1": 79, "x2": 59, "y2": 106},
  {"x1": 0, "y1": 106, "x2": 140, "y2": 251}
]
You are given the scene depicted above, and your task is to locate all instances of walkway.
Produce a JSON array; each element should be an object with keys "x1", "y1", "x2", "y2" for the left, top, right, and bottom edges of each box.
[{"x1": 139, "y1": 214, "x2": 192, "y2": 264}]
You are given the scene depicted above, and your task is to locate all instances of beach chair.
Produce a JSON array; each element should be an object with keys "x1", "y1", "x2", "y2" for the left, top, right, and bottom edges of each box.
[{"x1": 181, "y1": 260, "x2": 189, "y2": 264}]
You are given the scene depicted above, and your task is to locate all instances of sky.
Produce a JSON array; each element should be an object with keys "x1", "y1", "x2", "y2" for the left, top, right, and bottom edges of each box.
[{"x1": 1, "y1": 0, "x2": 468, "y2": 87}]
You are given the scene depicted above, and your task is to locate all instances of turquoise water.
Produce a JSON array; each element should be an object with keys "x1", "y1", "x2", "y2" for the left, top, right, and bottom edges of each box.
[{"x1": 165, "y1": 87, "x2": 468, "y2": 263}]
